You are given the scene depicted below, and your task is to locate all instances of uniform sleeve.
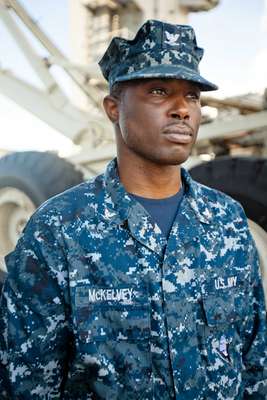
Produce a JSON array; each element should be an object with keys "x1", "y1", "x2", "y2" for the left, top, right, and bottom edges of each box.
[
  {"x1": 240, "y1": 209, "x2": 267, "y2": 399},
  {"x1": 0, "y1": 209, "x2": 72, "y2": 399}
]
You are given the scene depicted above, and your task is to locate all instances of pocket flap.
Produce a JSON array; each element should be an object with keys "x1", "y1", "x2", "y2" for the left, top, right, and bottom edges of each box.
[
  {"x1": 202, "y1": 292, "x2": 243, "y2": 327},
  {"x1": 77, "y1": 304, "x2": 150, "y2": 342}
]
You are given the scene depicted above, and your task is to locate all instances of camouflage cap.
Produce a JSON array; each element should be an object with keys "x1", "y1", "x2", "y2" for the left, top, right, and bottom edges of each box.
[{"x1": 99, "y1": 19, "x2": 218, "y2": 92}]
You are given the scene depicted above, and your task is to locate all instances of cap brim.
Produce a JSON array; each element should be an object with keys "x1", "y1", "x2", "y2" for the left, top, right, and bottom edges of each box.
[{"x1": 113, "y1": 64, "x2": 218, "y2": 91}]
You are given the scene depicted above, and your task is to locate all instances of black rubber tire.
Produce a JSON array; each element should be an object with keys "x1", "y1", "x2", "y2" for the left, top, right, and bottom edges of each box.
[
  {"x1": 0, "y1": 151, "x2": 84, "y2": 288},
  {"x1": 0, "y1": 151, "x2": 84, "y2": 206},
  {"x1": 190, "y1": 157, "x2": 267, "y2": 232}
]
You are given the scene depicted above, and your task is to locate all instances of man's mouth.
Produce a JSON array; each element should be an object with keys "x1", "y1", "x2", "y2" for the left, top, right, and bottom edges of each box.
[{"x1": 163, "y1": 124, "x2": 193, "y2": 144}]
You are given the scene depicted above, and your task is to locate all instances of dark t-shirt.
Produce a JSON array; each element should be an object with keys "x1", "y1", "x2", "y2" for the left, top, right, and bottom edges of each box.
[{"x1": 129, "y1": 185, "x2": 184, "y2": 238}]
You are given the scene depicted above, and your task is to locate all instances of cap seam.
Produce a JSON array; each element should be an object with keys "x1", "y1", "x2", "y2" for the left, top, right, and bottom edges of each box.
[{"x1": 161, "y1": 22, "x2": 164, "y2": 51}]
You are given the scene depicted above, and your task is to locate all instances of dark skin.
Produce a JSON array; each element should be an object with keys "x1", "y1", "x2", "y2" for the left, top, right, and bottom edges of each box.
[{"x1": 103, "y1": 78, "x2": 201, "y2": 199}]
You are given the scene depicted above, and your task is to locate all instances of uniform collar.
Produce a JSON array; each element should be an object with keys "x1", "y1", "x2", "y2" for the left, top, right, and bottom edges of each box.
[
  {"x1": 180, "y1": 167, "x2": 214, "y2": 225},
  {"x1": 104, "y1": 158, "x2": 213, "y2": 224},
  {"x1": 103, "y1": 159, "x2": 166, "y2": 255},
  {"x1": 101, "y1": 158, "x2": 214, "y2": 255}
]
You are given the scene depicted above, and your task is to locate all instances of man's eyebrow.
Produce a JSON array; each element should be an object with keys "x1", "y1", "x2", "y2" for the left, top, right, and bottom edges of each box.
[
  {"x1": 190, "y1": 86, "x2": 201, "y2": 92},
  {"x1": 185, "y1": 84, "x2": 201, "y2": 92}
]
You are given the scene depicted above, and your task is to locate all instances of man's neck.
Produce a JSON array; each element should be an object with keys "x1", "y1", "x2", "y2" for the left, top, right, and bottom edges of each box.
[{"x1": 117, "y1": 155, "x2": 182, "y2": 199}]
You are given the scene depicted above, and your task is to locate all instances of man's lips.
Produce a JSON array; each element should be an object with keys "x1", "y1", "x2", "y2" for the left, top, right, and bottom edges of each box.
[{"x1": 162, "y1": 124, "x2": 193, "y2": 144}]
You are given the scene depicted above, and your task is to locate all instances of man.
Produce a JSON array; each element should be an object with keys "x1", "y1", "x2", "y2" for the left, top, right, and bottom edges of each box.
[{"x1": 0, "y1": 19, "x2": 267, "y2": 400}]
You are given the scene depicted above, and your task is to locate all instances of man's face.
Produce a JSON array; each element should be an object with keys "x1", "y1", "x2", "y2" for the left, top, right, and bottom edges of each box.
[{"x1": 106, "y1": 78, "x2": 202, "y2": 166}]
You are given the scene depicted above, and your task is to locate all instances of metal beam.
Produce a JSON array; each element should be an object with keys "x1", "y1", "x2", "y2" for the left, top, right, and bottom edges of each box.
[
  {"x1": 0, "y1": 3, "x2": 58, "y2": 91},
  {"x1": 0, "y1": 0, "x2": 104, "y2": 109},
  {"x1": 0, "y1": 69, "x2": 110, "y2": 142},
  {"x1": 201, "y1": 95, "x2": 264, "y2": 113},
  {"x1": 198, "y1": 111, "x2": 267, "y2": 142},
  {"x1": 68, "y1": 143, "x2": 116, "y2": 165}
]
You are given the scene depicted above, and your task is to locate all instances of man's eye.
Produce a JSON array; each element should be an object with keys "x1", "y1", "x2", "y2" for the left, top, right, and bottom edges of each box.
[
  {"x1": 187, "y1": 92, "x2": 200, "y2": 100},
  {"x1": 150, "y1": 88, "x2": 167, "y2": 95}
]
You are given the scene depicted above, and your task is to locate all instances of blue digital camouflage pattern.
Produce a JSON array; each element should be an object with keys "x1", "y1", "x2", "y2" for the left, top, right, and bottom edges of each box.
[
  {"x1": 0, "y1": 159, "x2": 267, "y2": 399},
  {"x1": 99, "y1": 20, "x2": 218, "y2": 91}
]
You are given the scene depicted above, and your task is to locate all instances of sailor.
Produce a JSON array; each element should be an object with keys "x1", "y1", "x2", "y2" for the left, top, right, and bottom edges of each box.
[{"x1": 1, "y1": 19, "x2": 267, "y2": 399}]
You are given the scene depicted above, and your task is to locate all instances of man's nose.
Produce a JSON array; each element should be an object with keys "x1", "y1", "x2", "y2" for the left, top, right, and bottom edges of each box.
[{"x1": 168, "y1": 98, "x2": 190, "y2": 120}]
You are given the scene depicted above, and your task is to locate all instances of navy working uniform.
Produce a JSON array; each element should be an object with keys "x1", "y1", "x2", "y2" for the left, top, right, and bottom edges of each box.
[
  {"x1": 1, "y1": 160, "x2": 267, "y2": 399},
  {"x1": 1, "y1": 19, "x2": 267, "y2": 399}
]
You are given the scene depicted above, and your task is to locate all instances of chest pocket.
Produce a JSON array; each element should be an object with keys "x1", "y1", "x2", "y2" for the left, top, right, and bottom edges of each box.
[
  {"x1": 202, "y1": 272, "x2": 250, "y2": 329},
  {"x1": 198, "y1": 273, "x2": 251, "y2": 398},
  {"x1": 72, "y1": 284, "x2": 152, "y2": 398},
  {"x1": 74, "y1": 284, "x2": 150, "y2": 341}
]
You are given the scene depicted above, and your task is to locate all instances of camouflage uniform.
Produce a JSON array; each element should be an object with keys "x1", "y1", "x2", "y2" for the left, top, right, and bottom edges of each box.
[{"x1": 1, "y1": 159, "x2": 267, "y2": 399}]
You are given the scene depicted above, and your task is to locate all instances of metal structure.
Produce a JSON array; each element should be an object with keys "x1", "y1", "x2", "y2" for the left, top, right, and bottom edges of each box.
[
  {"x1": 70, "y1": 0, "x2": 220, "y2": 66},
  {"x1": 0, "y1": 0, "x2": 266, "y2": 299}
]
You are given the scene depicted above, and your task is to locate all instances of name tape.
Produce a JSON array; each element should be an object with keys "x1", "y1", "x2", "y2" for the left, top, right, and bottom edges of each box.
[{"x1": 88, "y1": 288, "x2": 134, "y2": 303}]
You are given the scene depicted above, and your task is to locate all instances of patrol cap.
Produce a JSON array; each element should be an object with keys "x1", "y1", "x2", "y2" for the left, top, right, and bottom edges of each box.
[{"x1": 99, "y1": 19, "x2": 218, "y2": 92}]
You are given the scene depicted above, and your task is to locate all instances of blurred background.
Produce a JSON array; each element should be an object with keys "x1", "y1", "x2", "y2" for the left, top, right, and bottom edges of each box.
[
  {"x1": 0, "y1": 0, "x2": 266, "y2": 155},
  {"x1": 0, "y1": 0, "x2": 267, "y2": 297}
]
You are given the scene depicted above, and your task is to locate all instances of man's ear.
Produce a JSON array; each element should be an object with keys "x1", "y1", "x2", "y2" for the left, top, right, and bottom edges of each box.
[{"x1": 103, "y1": 95, "x2": 119, "y2": 123}]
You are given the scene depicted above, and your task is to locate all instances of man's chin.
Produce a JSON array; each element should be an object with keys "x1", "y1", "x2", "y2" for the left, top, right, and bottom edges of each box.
[
  {"x1": 152, "y1": 153, "x2": 191, "y2": 166},
  {"x1": 131, "y1": 148, "x2": 191, "y2": 167}
]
